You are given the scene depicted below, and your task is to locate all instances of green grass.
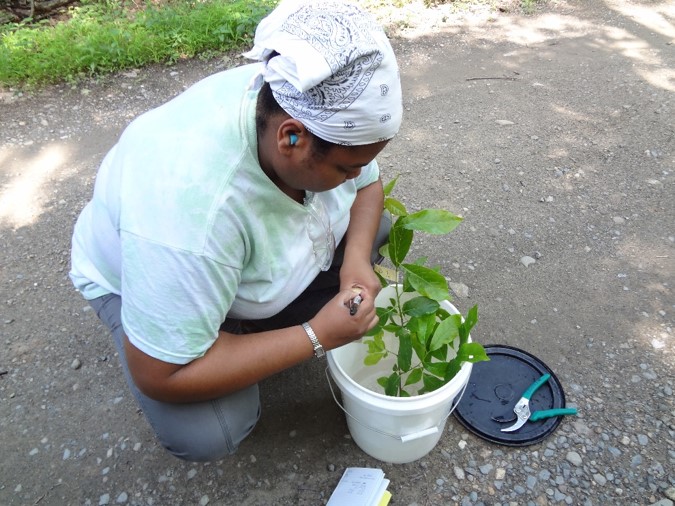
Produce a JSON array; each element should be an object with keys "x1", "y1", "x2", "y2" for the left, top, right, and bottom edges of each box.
[
  {"x1": 0, "y1": 0, "x2": 276, "y2": 87},
  {"x1": 1, "y1": 0, "x2": 543, "y2": 89},
  {"x1": 520, "y1": 0, "x2": 539, "y2": 14}
]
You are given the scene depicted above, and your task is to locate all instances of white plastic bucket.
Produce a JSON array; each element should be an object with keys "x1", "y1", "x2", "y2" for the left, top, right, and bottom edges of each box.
[{"x1": 327, "y1": 285, "x2": 473, "y2": 464}]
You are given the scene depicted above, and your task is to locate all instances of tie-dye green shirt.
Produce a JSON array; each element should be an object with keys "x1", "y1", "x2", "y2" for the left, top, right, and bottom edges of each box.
[{"x1": 70, "y1": 63, "x2": 379, "y2": 364}]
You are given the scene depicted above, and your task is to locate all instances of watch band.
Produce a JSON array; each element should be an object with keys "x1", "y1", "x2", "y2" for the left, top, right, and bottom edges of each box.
[{"x1": 302, "y1": 322, "x2": 325, "y2": 358}]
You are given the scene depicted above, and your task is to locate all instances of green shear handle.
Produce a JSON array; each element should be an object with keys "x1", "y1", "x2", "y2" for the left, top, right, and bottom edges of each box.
[
  {"x1": 522, "y1": 373, "x2": 551, "y2": 399},
  {"x1": 522, "y1": 373, "x2": 578, "y2": 421},
  {"x1": 530, "y1": 407, "x2": 578, "y2": 422}
]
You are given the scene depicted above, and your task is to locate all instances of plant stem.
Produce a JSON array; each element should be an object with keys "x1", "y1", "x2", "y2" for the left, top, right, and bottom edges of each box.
[{"x1": 393, "y1": 268, "x2": 406, "y2": 326}]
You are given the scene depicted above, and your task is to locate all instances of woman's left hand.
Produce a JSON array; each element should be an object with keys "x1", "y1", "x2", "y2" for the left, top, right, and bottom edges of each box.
[{"x1": 339, "y1": 258, "x2": 382, "y2": 301}]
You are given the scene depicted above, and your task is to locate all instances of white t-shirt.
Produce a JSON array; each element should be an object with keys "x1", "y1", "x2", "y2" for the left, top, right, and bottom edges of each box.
[{"x1": 70, "y1": 63, "x2": 380, "y2": 364}]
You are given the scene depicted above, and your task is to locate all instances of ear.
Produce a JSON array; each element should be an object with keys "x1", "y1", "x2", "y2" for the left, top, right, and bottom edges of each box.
[{"x1": 277, "y1": 119, "x2": 307, "y2": 155}]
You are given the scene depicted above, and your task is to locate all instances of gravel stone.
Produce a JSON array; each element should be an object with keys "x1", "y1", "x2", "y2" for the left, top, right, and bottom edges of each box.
[
  {"x1": 454, "y1": 466, "x2": 466, "y2": 480},
  {"x1": 566, "y1": 451, "x2": 583, "y2": 466},
  {"x1": 520, "y1": 256, "x2": 536, "y2": 267},
  {"x1": 479, "y1": 464, "x2": 493, "y2": 475}
]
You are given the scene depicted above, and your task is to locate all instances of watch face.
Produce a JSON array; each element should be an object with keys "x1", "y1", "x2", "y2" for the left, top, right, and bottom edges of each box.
[{"x1": 315, "y1": 346, "x2": 326, "y2": 358}]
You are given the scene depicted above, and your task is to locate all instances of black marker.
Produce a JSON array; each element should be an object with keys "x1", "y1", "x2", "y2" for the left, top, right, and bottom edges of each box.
[{"x1": 349, "y1": 294, "x2": 363, "y2": 316}]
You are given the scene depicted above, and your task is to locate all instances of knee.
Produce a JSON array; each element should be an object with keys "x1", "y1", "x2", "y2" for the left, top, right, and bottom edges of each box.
[
  {"x1": 159, "y1": 413, "x2": 259, "y2": 462},
  {"x1": 127, "y1": 375, "x2": 261, "y2": 463},
  {"x1": 162, "y1": 435, "x2": 238, "y2": 463}
]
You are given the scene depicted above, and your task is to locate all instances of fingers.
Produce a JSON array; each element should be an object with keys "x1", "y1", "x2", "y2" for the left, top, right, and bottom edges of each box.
[
  {"x1": 313, "y1": 287, "x2": 379, "y2": 349},
  {"x1": 344, "y1": 291, "x2": 378, "y2": 335},
  {"x1": 341, "y1": 285, "x2": 376, "y2": 317}
]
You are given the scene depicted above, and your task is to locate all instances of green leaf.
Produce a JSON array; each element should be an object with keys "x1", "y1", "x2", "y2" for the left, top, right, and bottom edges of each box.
[
  {"x1": 429, "y1": 343, "x2": 448, "y2": 361},
  {"x1": 363, "y1": 333, "x2": 386, "y2": 353},
  {"x1": 402, "y1": 271, "x2": 414, "y2": 293},
  {"x1": 409, "y1": 331, "x2": 426, "y2": 364},
  {"x1": 404, "y1": 367, "x2": 423, "y2": 386},
  {"x1": 383, "y1": 176, "x2": 398, "y2": 197},
  {"x1": 363, "y1": 339, "x2": 378, "y2": 354},
  {"x1": 363, "y1": 318, "x2": 383, "y2": 336},
  {"x1": 444, "y1": 358, "x2": 462, "y2": 381},
  {"x1": 429, "y1": 314, "x2": 461, "y2": 351},
  {"x1": 384, "y1": 197, "x2": 408, "y2": 217},
  {"x1": 400, "y1": 209, "x2": 463, "y2": 235},
  {"x1": 397, "y1": 328, "x2": 412, "y2": 372},
  {"x1": 402, "y1": 296, "x2": 439, "y2": 317},
  {"x1": 456, "y1": 342, "x2": 490, "y2": 363},
  {"x1": 377, "y1": 243, "x2": 390, "y2": 262},
  {"x1": 384, "y1": 372, "x2": 400, "y2": 397},
  {"x1": 408, "y1": 313, "x2": 435, "y2": 340},
  {"x1": 364, "y1": 307, "x2": 393, "y2": 336},
  {"x1": 436, "y1": 307, "x2": 451, "y2": 320},
  {"x1": 459, "y1": 304, "x2": 478, "y2": 344},
  {"x1": 401, "y1": 263, "x2": 450, "y2": 301},
  {"x1": 383, "y1": 323, "x2": 400, "y2": 333},
  {"x1": 377, "y1": 376, "x2": 388, "y2": 388},
  {"x1": 423, "y1": 360, "x2": 447, "y2": 378},
  {"x1": 364, "y1": 352, "x2": 386, "y2": 365},
  {"x1": 388, "y1": 221, "x2": 413, "y2": 267},
  {"x1": 379, "y1": 308, "x2": 392, "y2": 326},
  {"x1": 441, "y1": 344, "x2": 489, "y2": 381},
  {"x1": 422, "y1": 373, "x2": 445, "y2": 393}
]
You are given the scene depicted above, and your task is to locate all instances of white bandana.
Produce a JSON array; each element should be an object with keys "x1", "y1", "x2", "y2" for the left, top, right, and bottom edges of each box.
[{"x1": 243, "y1": 0, "x2": 403, "y2": 146}]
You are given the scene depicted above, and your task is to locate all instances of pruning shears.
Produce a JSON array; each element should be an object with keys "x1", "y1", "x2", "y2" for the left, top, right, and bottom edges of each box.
[{"x1": 499, "y1": 373, "x2": 578, "y2": 432}]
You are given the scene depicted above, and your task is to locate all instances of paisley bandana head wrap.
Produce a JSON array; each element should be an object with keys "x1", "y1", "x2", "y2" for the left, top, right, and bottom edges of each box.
[{"x1": 243, "y1": 0, "x2": 403, "y2": 146}]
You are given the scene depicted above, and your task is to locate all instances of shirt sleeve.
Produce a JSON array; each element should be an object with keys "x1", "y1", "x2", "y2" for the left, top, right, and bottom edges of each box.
[{"x1": 119, "y1": 234, "x2": 241, "y2": 364}]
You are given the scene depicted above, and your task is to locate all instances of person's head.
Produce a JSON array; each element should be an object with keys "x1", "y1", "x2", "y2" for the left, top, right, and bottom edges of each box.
[
  {"x1": 255, "y1": 80, "x2": 334, "y2": 162},
  {"x1": 247, "y1": 0, "x2": 402, "y2": 192},
  {"x1": 255, "y1": 80, "x2": 389, "y2": 193}
]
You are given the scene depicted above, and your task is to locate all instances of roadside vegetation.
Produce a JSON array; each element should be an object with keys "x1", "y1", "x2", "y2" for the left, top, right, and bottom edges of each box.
[
  {"x1": 0, "y1": 0, "x2": 541, "y2": 89},
  {"x1": 0, "y1": 0, "x2": 275, "y2": 87}
]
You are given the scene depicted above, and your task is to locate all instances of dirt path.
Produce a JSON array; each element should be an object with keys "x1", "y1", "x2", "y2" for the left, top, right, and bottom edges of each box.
[{"x1": 1, "y1": 1, "x2": 673, "y2": 504}]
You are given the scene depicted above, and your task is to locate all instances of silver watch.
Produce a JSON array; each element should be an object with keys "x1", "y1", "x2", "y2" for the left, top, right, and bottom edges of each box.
[{"x1": 302, "y1": 322, "x2": 325, "y2": 358}]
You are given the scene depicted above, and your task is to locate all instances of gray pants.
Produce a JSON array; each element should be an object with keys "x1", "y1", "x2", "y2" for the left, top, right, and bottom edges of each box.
[
  {"x1": 90, "y1": 294, "x2": 260, "y2": 461},
  {"x1": 89, "y1": 215, "x2": 390, "y2": 462}
]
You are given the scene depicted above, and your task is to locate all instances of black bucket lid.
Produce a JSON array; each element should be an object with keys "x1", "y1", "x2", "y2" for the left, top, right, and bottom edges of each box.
[{"x1": 454, "y1": 344, "x2": 569, "y2": 446}]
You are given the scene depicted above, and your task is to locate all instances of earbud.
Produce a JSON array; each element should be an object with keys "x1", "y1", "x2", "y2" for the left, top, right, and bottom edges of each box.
[{"x1": 289, "y1": 134, "x2": 298, "y2": 146}]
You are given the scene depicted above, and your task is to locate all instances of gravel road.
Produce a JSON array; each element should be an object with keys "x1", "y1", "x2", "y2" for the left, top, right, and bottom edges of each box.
[{"x1": 1, "y1": 1, "x2": 673, "y2": 505}]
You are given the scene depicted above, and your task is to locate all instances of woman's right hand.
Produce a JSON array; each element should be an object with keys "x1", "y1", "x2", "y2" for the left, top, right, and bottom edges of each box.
[{"x1": 308, "y1": 287, "x2": 380, "y2": 351}]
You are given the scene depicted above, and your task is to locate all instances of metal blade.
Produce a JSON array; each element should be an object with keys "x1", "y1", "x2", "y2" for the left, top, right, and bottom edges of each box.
[
  {"x1": 500, "y1": 415, "x2": 528, "y2": 432},
  {"x1": 500, "y1": 398, "x2": 531, "y2": 432}
]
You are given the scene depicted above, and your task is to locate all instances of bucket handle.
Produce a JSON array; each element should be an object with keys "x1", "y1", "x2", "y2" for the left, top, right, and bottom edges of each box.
[{"x1": 325, "y1": 367, "x2": 469, "y2": 443}]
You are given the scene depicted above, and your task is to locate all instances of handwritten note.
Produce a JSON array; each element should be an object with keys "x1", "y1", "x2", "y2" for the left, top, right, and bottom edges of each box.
[{"x1": 326, "y1": 467, "x2": 391, "y2": 506}]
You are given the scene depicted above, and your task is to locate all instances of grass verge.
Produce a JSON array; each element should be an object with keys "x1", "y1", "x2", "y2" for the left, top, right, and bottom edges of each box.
[
  {"x1": 0, "y1": 0, "x2": 275, "y2": 88},
  {"x1": 1, "y1": 0, "x2": 542, "y2": 89}
]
